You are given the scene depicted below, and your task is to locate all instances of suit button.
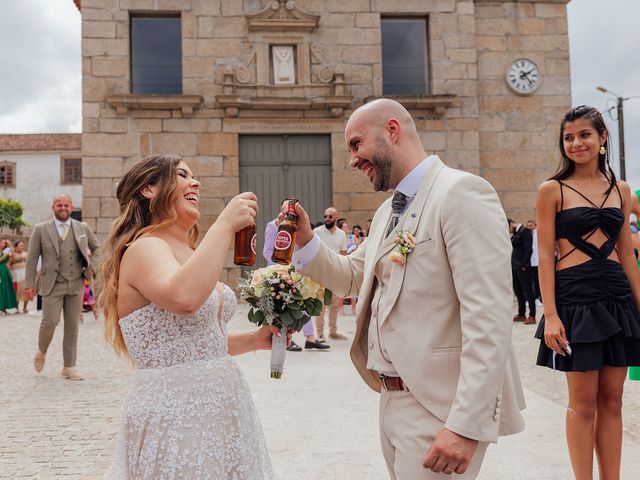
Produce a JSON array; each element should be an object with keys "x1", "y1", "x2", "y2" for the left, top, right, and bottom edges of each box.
[
  {"x1": 494, "y1": 414, "x2": 499, "y2": 421},
  {"x1": 369, "y1": 341, "x2": 374, "y2": 350},
  {"x1": 372, "y1": 311, "x2": 377, "y2": 317},
  {"x1": 383, "y1": 348, "x2": 388, "y2": 355},
  {"x1": 496, "y1": 400, "x2": 502, "y2": 407}
]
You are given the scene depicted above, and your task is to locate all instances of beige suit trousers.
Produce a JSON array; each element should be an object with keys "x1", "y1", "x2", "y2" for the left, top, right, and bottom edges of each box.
[
  {"x1": 380, "y1": 389, "x2": 489, "y2": 480},
  {"x1": 38, "y1": 277, "x2": 84, "y2": 368},
  {"x1": 315, "y1": 293, "x2": 340, "y2": 336}
]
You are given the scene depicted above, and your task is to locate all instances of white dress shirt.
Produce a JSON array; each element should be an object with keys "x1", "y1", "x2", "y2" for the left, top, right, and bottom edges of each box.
[{"x1": 54, "y1": 218, "x2": 71, "y2": 238}]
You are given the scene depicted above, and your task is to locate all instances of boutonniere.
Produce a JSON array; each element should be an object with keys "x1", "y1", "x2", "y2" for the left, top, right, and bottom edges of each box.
[{"x1": 388, "y1": 230, "x2": 416, "y2": 265}]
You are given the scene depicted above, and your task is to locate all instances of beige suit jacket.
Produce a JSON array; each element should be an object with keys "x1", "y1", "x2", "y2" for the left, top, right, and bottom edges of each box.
[
  {"x1": 25, "y1": 218, "x2": 99, "y2": 297},
  {"x1": 300, "y1": 157, "x2": 525, "y2": 443}
]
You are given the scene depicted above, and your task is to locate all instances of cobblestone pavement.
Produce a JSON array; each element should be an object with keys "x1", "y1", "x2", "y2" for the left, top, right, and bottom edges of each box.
[{"x1": 1, "y1": 304, "x2": 639, "y2": 479}]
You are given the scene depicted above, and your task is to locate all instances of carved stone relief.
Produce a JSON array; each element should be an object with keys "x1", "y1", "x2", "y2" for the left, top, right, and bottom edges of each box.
[{"x1": 271, "y1": 45, "x2": 296, "y2": 85}]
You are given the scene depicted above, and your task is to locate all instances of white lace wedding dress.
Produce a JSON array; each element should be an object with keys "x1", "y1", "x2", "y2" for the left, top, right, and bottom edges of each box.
[{"x1": 106, "y1": 285, "x2": 274, "y2": 479}]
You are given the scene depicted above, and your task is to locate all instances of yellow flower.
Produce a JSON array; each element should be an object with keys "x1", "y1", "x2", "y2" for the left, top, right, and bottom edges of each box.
[{"x1": 300, "y1": 276, "x2": 323, "y2": 299}]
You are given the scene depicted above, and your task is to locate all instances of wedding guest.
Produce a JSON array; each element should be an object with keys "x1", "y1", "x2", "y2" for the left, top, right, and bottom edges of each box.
[
  {"x1": 534, "y1": 106, "x2": 640, "y2": 480},
  {"x1": 291, "y1": 99, "x2": 524, "y2": 478},
  {"x1": 509, "y1": 219, "x2": 536, "y2": 324},
  {"x1": 364, "y1": 219, "x2": 372, "y2": 237},
  {"x1": 11, "y1": 240, "x2": 28, "y2": 313},
  {"x1": 100, "y1": 153, "x2": 277, "y2": 478},
  {"x1": 26, "y1": 195, "x2": 99, "y2": 380},
  {"x1": 263, "y1": 199, "x2": 328, "y2": 351},
  {"x1": 313, "y1": 207, "x2": 348, "y2": 341},
  {"x1": 526, "y1": 220, "x2": 541, "y2": 304},
  {"x1": 0, "y1": 238, "x2": 17, "y2": 315}
]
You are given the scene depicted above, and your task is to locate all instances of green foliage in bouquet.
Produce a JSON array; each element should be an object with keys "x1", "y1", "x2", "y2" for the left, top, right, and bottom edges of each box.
[{"x1": 238, "y1": 264, "x2": 332, "y2": 332}]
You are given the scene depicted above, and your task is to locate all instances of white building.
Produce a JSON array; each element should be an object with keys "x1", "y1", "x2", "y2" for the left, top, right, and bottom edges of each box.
[{"x1": 0, "y1": 134, "x2": 82, "y2": 231}]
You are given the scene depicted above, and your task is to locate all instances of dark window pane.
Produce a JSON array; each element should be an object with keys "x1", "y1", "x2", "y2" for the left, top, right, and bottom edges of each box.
[
  {"x1": 131, "y1": 16, "x2": 182, "y2": 94},
  {"x1": 64, "y1": 158, "x2": 82, "y2": 184},
  {"x1": 381, "y1": 18, "x2": 429, "y2": 96},
  {"x1": 0, "y1": 165, "x2": 14, "y2": 186}
]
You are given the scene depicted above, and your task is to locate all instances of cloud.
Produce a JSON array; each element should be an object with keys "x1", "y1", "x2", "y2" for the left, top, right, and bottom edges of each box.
[
  {"x1": 0, "y1": 0, "x2": 80, "y2": 133},
  {"x1": 568, "y1": 0, "x2": 640, "y2": 188}
]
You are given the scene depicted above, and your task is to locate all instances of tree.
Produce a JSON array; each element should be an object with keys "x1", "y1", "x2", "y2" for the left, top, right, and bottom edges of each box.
[{"x1": 0, "y1": 199, "x2": 28, "y2": 234}]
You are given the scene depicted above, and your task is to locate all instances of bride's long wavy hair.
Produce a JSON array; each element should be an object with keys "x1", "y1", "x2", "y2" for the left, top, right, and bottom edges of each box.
[{"x1": 98, "y1": 153, "x2": 199, "y2": 360}]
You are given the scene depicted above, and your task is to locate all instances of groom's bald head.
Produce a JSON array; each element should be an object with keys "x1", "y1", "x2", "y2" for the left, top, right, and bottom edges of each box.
[{"x1": 345, "y1": 99, "x2": 427, "y2": 191}]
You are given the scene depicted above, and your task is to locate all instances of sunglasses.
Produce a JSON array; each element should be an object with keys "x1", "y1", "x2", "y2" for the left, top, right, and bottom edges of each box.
[{"x1": 324, "y1": 215, "x2": 334, "y2": 219}]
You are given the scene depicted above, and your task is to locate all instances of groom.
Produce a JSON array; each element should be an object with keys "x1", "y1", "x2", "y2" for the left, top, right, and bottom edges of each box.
[{"x1": 290, "y1": 99, "x2": 525, "y2": 478}]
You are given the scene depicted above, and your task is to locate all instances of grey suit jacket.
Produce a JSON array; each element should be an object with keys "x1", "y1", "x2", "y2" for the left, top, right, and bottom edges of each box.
[
  {"x1": 299, "y1": 157, "x2": 526, "y2": 443},
  {"x1": 25, "y1": 218, "x2": 100, "y2": 297}
]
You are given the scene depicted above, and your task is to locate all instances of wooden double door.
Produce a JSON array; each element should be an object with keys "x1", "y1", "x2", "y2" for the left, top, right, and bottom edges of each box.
[{"x1": 239, "y1": 134, "x2": 332, "y2": 267}]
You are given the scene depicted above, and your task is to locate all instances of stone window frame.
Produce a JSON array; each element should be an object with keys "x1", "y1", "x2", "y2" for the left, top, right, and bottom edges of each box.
[
  {"x1": 380, "y1": 15, "x2": 431, "y2": 97},
  {"x1": 0, "y1": 161, "x2": 16, "y2": 188},
  {"x1": 61, "y1": 156, "x2": 82, "y2": 185}
]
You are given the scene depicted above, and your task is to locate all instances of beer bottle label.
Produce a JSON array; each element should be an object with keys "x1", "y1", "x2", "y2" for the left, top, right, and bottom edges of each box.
[
  {"x1": 274, "y1": 231, "x2": 292, "y2": 250},
  {"x1": 251, "y1": 234, "x2": 257, "y2": 255}
]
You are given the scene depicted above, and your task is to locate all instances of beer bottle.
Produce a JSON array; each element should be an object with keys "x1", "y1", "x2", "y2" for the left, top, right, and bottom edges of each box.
[
  {"x1": 271, "y1": 200, "x2": 298, "y2": 265},
  {"x1": 234, "y1": 223, "x2": 257, "y2": 266}
]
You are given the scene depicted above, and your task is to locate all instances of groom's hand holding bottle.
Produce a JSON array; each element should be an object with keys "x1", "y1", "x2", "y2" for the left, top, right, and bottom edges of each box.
[{"x1": 275, "y1": 202, "x2": 314, "y2": 248}]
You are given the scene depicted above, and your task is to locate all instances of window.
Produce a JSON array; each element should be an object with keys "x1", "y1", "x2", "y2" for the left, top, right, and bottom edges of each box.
[
  {"x1": 381, "y1": 18, "x2": 429, "y2": 95},
  {"x1": 0, "y1": 162, "x2": 15, "y2": 187},
  {"x1": 131, "y1": 15, "x2": 182, "y2": 94},
  {"x1": 62, "y1": 157, "x2": 82, "y2": 185}
]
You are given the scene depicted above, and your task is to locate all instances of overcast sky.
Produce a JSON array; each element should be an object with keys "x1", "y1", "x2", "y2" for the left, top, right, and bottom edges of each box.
[{"x1": 0, "y1": 0, "x2": 638, "y2": 189}]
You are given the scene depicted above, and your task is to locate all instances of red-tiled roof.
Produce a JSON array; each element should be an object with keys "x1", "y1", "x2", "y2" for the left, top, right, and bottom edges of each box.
[{"x1": 0, "y1": 134, "x2": 81, "y2": 153}]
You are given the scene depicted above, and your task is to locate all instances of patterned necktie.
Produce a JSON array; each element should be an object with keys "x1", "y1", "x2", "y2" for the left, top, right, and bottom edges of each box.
[
  {"x1": 386, "y1": 191, "x2": 407, "y2": 237},
  {"x1": 60, "y1": 223, "x2": 69, "y2": 241}
]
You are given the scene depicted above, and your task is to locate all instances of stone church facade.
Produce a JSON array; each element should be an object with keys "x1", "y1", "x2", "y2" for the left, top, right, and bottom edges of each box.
[{"x1": 78, "y1": 0, "x2": 571, "y2": 277}]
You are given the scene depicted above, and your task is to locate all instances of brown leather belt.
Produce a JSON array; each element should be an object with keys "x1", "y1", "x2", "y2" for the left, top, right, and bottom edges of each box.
[{"x1": 379, "y1": 375, "x2": 407, "y2": 391}]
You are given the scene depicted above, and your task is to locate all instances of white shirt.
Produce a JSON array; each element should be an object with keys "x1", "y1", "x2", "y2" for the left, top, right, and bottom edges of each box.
[
  {"x1": 54, "y1": 218, "x2": 71, "y2": 238},
  {"x1": 530, "y1": 229, "x2": 539, "y2": 267},
  {"x1": 293, "y1": 156, "x2": 436, "y2": 269},
  {"x1": 313, "y1": 225, "x2": 348, "y2": 254}
]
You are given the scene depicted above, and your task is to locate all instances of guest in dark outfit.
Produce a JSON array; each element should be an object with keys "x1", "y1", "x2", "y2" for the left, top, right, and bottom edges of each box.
[
  {"x1": 534, "y1": 106, "x2": 640, "y2": 480},
  {"x1": 509, "y1": 219, "x2": 536, "y2": 324}
]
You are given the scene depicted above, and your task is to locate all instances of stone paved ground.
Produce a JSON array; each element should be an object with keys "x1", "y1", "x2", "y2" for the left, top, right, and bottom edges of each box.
[{"x1": 1, "y1": 303, "x2": 639, "y2": 479}]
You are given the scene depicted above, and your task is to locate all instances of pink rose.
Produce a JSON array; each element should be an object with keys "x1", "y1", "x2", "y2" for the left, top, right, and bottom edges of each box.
[{"x1": 389, "y1": 251, "x2": 405, "y2": 265}]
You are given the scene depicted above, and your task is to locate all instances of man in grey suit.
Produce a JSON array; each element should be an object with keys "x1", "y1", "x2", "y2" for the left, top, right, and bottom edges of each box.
[{"x1": 26, "y1": 194, "x2": 99, "y2": 380}]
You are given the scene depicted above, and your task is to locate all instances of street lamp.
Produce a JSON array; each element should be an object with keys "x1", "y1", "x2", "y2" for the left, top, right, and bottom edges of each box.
[
  {"x1": 596, "y1": 86, "x2": 627, "y2": 180},
  {"x1": 596, "y1": 86, "x2": 640, "y2": 181}
]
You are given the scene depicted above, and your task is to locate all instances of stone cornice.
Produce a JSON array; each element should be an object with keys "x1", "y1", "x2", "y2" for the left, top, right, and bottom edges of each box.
[
  {"x1": 246, "y1": 1, "x2": 320, "y2": 32},
  {"x1": 363, "y1": 95, "x2": 457, "y2": 117},
  {"x1": 473, "y1": 0, "x2": 570, "y2": 3},
  {"x1": 105, "y1": 94, "x2": 203, "y2": 117}
]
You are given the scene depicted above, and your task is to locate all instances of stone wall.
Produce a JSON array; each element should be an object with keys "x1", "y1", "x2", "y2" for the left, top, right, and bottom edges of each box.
[{"x1": 81, "y1": 0, "x2": 571, "y2": 275}]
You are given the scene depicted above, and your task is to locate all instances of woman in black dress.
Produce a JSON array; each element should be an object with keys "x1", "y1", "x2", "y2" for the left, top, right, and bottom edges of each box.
[{"x1": 535, "y1": 106, "x2": 640, "y2": 480}]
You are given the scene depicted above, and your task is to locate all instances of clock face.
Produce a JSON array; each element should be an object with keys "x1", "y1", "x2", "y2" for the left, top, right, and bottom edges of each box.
[{"x1": 506, "y1": 59, "x2": 541, "y2": 95}]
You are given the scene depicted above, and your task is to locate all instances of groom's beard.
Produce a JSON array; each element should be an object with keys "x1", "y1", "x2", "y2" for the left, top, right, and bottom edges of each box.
[{"x1": 324, "y1": 220, "x2": 335, "y2": 229}]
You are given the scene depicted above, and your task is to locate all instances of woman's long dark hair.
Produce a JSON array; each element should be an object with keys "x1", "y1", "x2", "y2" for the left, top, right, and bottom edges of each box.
[{"x1": 551, "y1": 105, "x2": 617, "y2": 191}]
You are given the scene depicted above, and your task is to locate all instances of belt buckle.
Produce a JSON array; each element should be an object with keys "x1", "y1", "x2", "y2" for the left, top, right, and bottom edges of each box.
[{"x1": 379, "y1": 374, "x2": 391, "y2": 391}]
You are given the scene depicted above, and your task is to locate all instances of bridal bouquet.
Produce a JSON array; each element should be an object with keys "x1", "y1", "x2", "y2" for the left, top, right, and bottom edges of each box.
[{"x1": 238, "y1": 264, "x2": 332, "y2": 378}]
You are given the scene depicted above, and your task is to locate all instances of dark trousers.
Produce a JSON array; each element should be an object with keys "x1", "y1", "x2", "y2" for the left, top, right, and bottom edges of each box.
[
  {"x1": 512, "y1": 267, "x2": 536, "y2": 317},
  {"x1": 531, "y1": 266, "x2": 541, "y2": 301}
]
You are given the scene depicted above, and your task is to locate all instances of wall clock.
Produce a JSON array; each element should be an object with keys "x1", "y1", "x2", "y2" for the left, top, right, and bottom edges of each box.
[{"x1": 506, "y1": 58, "x2": 541, "y2": 95}]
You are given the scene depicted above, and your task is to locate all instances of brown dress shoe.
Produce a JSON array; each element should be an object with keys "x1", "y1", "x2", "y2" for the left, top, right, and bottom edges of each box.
[
  {"x1": 60, "y1": 367, "x2": 84, "y2": 380},
  {"x1": 329, "y1": 332, "x2": 348, "y2": 341},
  {"x1": 524, "y1": 316, "x2": 537, "y2": 325},
  {"x1": 513, "y1": 315, "x2": 526, "y2": 322},
  {"x1": 34, "y1": 351, "x2": 46, "y2": 373}
]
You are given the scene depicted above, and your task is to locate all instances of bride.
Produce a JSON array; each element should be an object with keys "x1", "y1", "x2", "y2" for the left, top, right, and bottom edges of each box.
[{"x1": 99, "y1": 153, "x2": 276, "y2": 479}]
